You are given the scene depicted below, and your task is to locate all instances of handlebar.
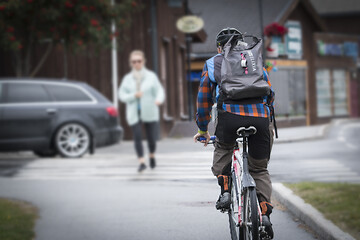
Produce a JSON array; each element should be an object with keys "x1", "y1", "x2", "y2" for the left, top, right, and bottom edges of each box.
[{"x1": 197, "y1": 136, "x2": 216, "y2": 144}]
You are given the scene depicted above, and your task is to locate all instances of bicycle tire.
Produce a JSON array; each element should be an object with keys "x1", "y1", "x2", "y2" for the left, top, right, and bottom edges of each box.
[
  {"x1": 228, "y1": 177, "x2": 240, "y2": 240},
  {"x1": 240, "y1": 188, "x2": 260, "y2": 240}
]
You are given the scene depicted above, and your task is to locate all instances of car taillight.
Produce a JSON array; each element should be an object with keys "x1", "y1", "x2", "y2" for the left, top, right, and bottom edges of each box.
[{"x1": 106, "y1": 106, "x2": 118, "y2": 117}]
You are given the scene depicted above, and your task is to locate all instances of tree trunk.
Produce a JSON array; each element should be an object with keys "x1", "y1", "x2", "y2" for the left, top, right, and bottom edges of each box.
[
  {"x1": 14, "y1": 51, "x2": 23, "y2": 77},
  {"x1": 30, "y1": 42, "x2": 54, "y2": 78},
  {"x1": 24, "y1": 31, "x2": 35, "y2": 77}
]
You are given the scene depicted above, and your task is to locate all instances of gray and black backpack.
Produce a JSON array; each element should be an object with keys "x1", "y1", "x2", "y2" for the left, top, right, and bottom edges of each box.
[{"x1": 219, "y1": 35, "x2": 270, "y2": 101}]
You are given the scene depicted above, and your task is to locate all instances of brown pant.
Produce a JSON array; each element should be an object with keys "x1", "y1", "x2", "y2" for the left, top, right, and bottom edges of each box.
[{"x1": 212, "y1": 112, "x2": 274, "y2": 202}]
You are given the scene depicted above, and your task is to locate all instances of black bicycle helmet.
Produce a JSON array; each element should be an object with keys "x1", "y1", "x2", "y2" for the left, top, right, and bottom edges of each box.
[{"x1": 216, "y1": 27, "x2": 243, "y2": 47}]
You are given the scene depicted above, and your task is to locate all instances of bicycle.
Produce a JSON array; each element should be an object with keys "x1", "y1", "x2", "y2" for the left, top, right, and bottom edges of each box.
[{"x1": 198, "y1": 126, "x2": 270, "y2": 240}]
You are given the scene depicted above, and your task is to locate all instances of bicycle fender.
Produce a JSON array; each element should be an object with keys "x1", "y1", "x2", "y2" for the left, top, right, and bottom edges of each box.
[{"x1": 242, "y1": 172, "x2": 256, "y2": 188}]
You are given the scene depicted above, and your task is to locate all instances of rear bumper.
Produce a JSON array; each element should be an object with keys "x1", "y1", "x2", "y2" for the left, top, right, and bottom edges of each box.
[{"x1": 94, "y1": 125, "x2": 123, "y2": 148}]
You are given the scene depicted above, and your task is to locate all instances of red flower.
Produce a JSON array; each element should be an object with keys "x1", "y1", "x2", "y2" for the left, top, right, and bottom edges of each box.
[
  {"x1": 6, "y1": 27, "x2": 14, "y2": 33},
  {"x1": 264, "y1": 22, "x2": 288, "y2": 37},
  {"x1": 50, "y1": 27, "x2": 56, "y2": 32},
  {"x1": 72, "y1": 24, "x2": 78, "y2": 30},
  {"x1": 119, "y1": 19, "x2": 125, "y2": 25},
  {"x1": 28, "y1": 0, "x2": 33, "y2": 3},
  {"x1": 131, "y1": 1, "x2": 137, "y2": 7},
  {"x1": 0, "y1": 5, "x2": 5, "y2": 11},
  {"x1": 81, "y1": 5, "x2": 88, "y2": 12},
  {"x1": 65, "y1": 1, "x2": 73, "y2": 8},
  {"x1": 18, "y1": 44, "x2": 23, "y2": 49},
  {"x1": 90, "y1": 19, "x2": 99, "y2": 27},
  {"x1": 89, "y1": 6, "x2": 95, "y2": 11},
  {"x1": 9, "y1": 36, "x2": 16, "y2": 41},
  {"x1": 77, "y1": 40, "x2": 83, "y2": 46}
]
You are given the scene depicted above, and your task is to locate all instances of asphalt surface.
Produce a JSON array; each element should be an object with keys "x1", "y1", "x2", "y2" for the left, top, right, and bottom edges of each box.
[
  {"x1": 0, "y1": 119, "x2": 359, "y2": 240},
  {"x1": 0, "y1": 180, "x2": 318, "y2": 240}
]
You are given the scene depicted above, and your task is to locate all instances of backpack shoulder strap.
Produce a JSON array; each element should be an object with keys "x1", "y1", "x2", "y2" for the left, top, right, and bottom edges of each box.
[
  {"x1": 214, "y1": 54, "x2": 223, "y2": 85},
  {"x1": 206, "y1": 54, "x2": 223, "y2": 84}
]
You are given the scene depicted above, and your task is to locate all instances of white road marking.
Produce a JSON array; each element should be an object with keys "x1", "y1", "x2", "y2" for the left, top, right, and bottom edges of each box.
[
  {"x1": 269, "y1": 158, "x2": 360, "y2": 183},
  {"x1": 337, "y1": 122, "x2": 360, "y2": 150}
]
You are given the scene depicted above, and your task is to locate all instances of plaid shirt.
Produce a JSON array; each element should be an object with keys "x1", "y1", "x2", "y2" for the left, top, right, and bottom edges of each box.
[{"x1": 196, "y1": 59, "x2": 275, "y2": 132}]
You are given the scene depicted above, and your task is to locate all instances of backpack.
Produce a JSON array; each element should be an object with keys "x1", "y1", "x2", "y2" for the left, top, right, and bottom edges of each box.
[{"x1": 220, "y1": 35, "x2": 270, "y2": 100}]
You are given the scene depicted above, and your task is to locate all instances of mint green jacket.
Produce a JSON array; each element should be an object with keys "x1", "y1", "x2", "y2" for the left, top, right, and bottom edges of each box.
[{"x1": 118, "y1": 68, "x2": 165, "y2": 126}]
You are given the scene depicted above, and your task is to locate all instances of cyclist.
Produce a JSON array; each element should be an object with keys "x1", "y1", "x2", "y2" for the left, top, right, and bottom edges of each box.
[{"x1": 193, "y1": 27, "x2": 275, "y2": 238}]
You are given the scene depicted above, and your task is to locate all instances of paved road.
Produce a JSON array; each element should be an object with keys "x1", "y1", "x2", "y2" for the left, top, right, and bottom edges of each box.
[
  {"x1": 0, "y1": 179, "x2": 317, "y2": 240},
  {"x1": 1, "y1": 119, "x2": 359, "y2": 240}
]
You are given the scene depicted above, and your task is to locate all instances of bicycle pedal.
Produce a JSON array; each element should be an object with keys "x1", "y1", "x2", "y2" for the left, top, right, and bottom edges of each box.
[
  {"x1": 220, "y1": 208, "x2": 227, "y2": 213},
  {"x1": 260, "y1": 231, "x2": 271, "y2": 240}
]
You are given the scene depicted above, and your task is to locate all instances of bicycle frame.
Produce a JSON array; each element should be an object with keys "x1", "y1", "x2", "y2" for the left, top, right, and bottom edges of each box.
[
  {"x1": 231, "y1": 136, "x2": 262, "y2": 227},
  {"x1": 197, "y1": 133, "x2": 266, "y2": 239}
]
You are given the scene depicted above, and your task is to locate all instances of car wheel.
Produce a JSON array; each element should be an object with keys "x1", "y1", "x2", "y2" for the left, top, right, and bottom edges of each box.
[
  {"x1": 55, "y1": 123, "x2": 91, "y2": 158},
  {"x1": 33, "y1": 149, "x2": 57, "y2": 158}
]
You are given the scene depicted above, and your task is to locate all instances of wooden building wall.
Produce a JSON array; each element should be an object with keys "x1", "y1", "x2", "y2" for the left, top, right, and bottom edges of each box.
[
  {"x1": 156, "y1": 0, "x2": 188, "y2": 137},
  {"x1": 322, "y1": 15, "x2": 360, "y2": 35}
]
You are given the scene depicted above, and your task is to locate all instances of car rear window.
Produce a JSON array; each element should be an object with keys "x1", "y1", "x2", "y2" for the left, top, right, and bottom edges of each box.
[
  {"x1": 45, "y1": 84, "x2": 93, "y2": 102},
  {"x1": 6, "y1": 83, "x2": 50, "y2": 103}
]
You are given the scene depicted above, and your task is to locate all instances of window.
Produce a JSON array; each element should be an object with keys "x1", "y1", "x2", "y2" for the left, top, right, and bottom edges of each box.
[
  {"x1": 269, "y1": 68, "x2": 307, "y2": 116},
  {"x1": 6, "y1": 83, "x2": 50, "y2": 103},
  {"x1": 45, "y1": 84, "x2": 92, "y2": 102},
  {"x1": 316, "y1": 70, "x2": 332, "y2": 117},
  {"x1": 316, "y1": 69, "x2": 348, "y2": 117},
  {"x1": 333, "y1": 70, "x2": 348, "y2": 116}
]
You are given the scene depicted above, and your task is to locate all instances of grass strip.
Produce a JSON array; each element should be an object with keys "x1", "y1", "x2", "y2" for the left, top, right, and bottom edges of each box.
[
  {"x1": 0, "y1": 198, "x2": 38, "y2": 240},
  {"x1": 285, "y1": 182, "x2": 360, "y2": 240}
]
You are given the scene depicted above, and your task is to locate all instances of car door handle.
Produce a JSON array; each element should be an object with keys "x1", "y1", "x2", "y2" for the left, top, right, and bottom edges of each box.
[{"x1": 46, "y1": 108, "x2": 57, "y2": 115}]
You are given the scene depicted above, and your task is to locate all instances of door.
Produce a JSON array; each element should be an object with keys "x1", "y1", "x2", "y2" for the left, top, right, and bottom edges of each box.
[{"x1": 0, "y1": 82, "x2": 57, "y2": 151}]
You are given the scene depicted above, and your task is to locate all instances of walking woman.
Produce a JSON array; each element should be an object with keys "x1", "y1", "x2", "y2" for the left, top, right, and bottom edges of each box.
[{"x1": 118, "y1": 50, "x2": 165, "y2": 172}]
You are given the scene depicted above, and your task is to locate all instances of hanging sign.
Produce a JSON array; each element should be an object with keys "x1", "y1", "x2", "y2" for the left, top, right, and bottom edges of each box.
[{"x1": 176, "y1": 15, "x2": 204, "y2": 34}]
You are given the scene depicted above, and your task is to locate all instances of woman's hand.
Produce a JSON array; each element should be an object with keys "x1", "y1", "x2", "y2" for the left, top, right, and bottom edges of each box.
[
  {"x1": 155, "y1": 101, "x2": 162, "y2": 106},
  {"x1": 135, "y1": 91, "x2": 143, "y2": 98}
]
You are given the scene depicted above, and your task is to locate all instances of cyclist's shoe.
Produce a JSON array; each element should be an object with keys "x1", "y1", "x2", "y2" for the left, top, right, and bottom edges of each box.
[
  {"x1": 216, "y1": 192, "x2": 231, "y2": 210},
  {"x1": 260, "y1": 202, "x2": 274, "y2": 239},
  {"x1": 150, "y1": 157, "x2": 156, "y2": 169},
  {"x1": 261, "y1": 215, "x2": 274, "y2": 239},
  {"x1": 138, "y1": 163, "x2": 147, "y2": 172},
  {"x1": 216, "y1": 175, "x2": 231, "y2": 210}
]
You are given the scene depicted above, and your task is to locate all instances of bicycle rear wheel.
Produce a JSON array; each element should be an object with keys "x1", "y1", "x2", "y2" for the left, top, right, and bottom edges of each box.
[
  {"x1": 228, "y1": 177, "x2": 240, "y2": 240},
  {"x1": 240, "y1": 187, "x2": 259, "y2": 240}
]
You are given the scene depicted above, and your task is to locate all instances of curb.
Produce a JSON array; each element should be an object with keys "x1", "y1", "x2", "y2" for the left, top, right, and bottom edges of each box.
[{"x1": 272, "y1": 183, "x2": 355, "y2": 240}]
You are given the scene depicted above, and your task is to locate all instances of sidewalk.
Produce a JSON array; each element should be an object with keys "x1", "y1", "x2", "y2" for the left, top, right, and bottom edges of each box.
[
  {"x1": 168, "y1": 120, "x2": 330, "y2": 144},
  {"x1": 274, "y1": 123, "x2": 329, "y2": 143}
]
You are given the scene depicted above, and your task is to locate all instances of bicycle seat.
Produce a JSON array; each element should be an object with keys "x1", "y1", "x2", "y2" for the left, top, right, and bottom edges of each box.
[{"x1": 236, "y1": 126, "x2": 257, "y2": 137}]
